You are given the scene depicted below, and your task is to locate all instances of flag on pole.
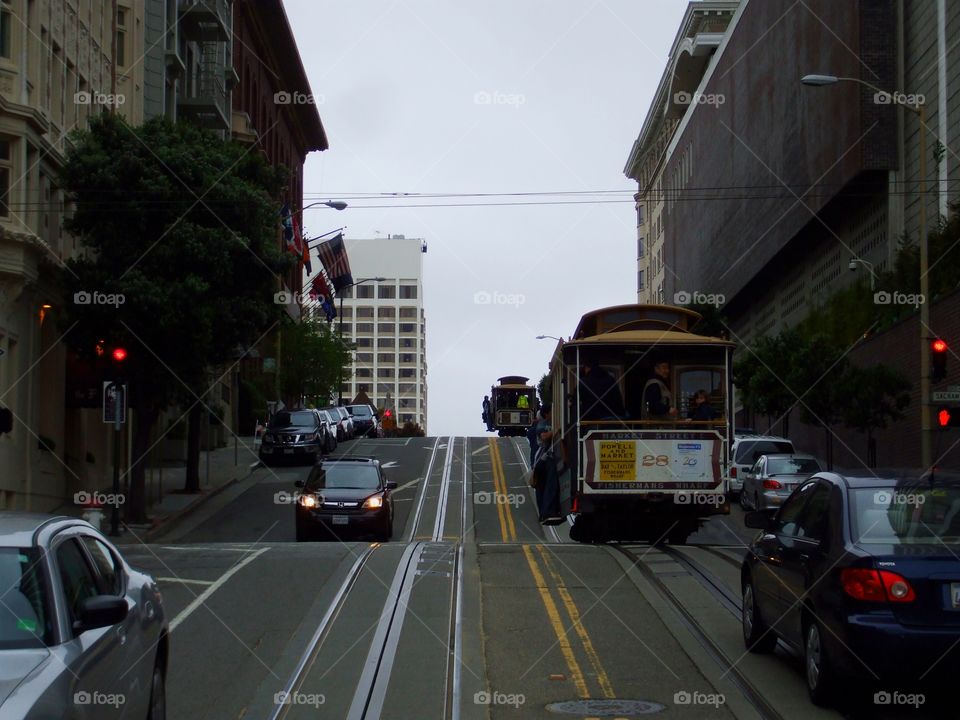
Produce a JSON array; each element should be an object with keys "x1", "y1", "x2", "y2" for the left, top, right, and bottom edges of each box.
[
  {"x1": 309, "y1": 273, "x2": 337, "y2": 322},
  {"x1": 316, "y1": 233, "x2": 353, "y2": 293},
  {"x1": 280, "y1": 204, "x2": 297, "y2": 254},
  {"x1": 295, "y1": 217, "x2": 311, "y2": 274}
]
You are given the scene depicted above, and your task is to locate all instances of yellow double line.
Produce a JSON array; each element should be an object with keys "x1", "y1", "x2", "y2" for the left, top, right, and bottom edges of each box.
[
  {"x1": 488, "y1": 438, "x2": 614, "y2": 701},
  {"x1": 488, "y1": 437, "x2": 516, "y2": 542}
]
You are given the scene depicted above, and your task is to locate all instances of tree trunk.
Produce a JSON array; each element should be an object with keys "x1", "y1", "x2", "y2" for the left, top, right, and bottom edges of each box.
[
  {"x1": 125, "y1": 406, "x2": 158, "y2": 524},
  {"x1": 185, "y1": 403, "x2": 203, "y2": 493}
]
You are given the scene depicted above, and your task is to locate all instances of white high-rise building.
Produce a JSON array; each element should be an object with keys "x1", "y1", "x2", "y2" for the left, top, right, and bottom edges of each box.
[{"x1": 339, "y1": 235, "x2": 427, "y2": 431}]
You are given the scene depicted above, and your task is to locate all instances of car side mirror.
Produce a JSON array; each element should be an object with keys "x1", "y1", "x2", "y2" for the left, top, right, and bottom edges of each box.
[
  {"x1": 386, "y1": 481, "x2": 398, "y2": 490},
  {"x1": 74, "y1": 595, "x2": 128, "y2": 633},
  {"x1": 744, "y1": 509, "x2": 777, "y2": 530},
  {"x1": 294, "y1": 480, "x2": 305, "y2": 489}
]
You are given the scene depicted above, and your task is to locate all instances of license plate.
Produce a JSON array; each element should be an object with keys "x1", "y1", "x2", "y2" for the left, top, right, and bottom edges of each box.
[
  {"x1": 950, "y1": 583, "x2": 960, "y2": 609},
  {"x1": 332, "y1": 516, "x2": 349, "y2": 525},
  {"x1": 283, "y1": 448, "x2": 294, "y2": 455}
]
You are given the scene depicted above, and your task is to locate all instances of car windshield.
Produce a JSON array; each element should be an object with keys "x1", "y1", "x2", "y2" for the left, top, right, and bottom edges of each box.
[
  {"x1": 308, "y1": 465, "x2": 381, "y2": 490},
  {"x1": 349, "y1": 406, "x2": 372, "y2": 417},
  {"x1": 851, "y1": 486, "x2": 960, "y2": 545},
  {"x1": 768, "y1": 457, "x2": 821, "y2": 475},
  {"x1": 736, "y1": 441, "x2": 793, "y2": 463},
  {"x1": 269, "y1": 411, "x2": 316, "y2": 428},
  {"x1": 0, "y1": 548, "x2": 52, "y2": 649}
]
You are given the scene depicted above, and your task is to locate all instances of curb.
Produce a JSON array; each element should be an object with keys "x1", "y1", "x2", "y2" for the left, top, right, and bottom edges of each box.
[{"x1": 143, "y1": 462, "x2": 260, "y2": 543}]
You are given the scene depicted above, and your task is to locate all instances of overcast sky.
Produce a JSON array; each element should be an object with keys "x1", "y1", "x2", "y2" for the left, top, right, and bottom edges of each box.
[{"x1": 285, "y1": 0, "x2": 688, "y2": 435}]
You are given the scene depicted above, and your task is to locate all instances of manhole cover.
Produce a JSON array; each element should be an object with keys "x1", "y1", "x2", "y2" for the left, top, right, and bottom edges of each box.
[{"x1": 546, "y1": 699, "x2": 666, "y2": 716}]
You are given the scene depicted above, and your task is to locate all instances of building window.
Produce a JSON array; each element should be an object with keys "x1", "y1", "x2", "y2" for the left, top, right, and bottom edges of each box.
[
  {"x1": 399, "y1": 383, "x2": 417, "y2": 394},
  {"x1": 378, "y1": 337, "x2": 395, "y2": 348},
  {"x1": 116, "y1": 8, "x2": 127, "y2": 67},
  {"x1": 377, "y1": 383, "x2": 394, "y2": 394},
  {"x1": 637, "y1": 236, "x2": 644, "y2": 257},
  {"x1": 378, "y1": 285, "x2": 396, "y2": 299},
  {"x1": 356, "y1": 353, "x2": 373, "y2": 363},
  {"x1": 400, "y1": 368, "x2": 416, "y2": 378},
  {"x1": 356, "y1": 285, "x2": 374, "y2": 299},
  {"x1": 0, "y1": 139, "x2": 10, "y2": 217},
  {"x1": 378, "y1": 307, "x2": 396, "y2": 318},
  {"x1": 638, "y1": 270, "x2": 644, "y2": 291},
  {"x1": 377, "y1": 352, "x2": 394, "y2": 363},
  {"x1": 377, "y1": 322, "x2": 394, "y2": 334},
  {"x1": 355, "y1": 338, "x2": 372, "y2": 348},
  {"x1": 637, "y1": 204, "x2": 644, "y2": 226},
  {"x1": 356, "y1": 307, "x2": 374, "y2": 318},
  {"x1": 0, "y1": 4, "x2": 11, "y2": 60},
  {"x1": 399, "y1": 307, "x2": 417, "y2": 318},
  {"x1": 399, "y1": 323, "x2": 416, "y2": 333},
  {"x1": 400, "y1": 338, "x2": 414, "y2": 348},
  {"x1": 400, "y1": 353, "x2": 414, "y2": 363},
  {"x1": 378, "y1": 368, "x2": 394, "y2": 378},
  {"x1": 356, "y1": 368, "x2": 372, "y2": 378},
  {"x1": 400, "y1": 285, "x2": 418, "y2": 299},
  {"x1": 355, "y1": 322, "x2": 373, "y2": 333}
]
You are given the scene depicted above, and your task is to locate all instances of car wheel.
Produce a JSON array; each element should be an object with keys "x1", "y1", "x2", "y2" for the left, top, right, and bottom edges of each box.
[
  {"x1": 754, "y1": 492, "x2": 762, "y2": 511},
  {"x1": 804, "y1": 618, "x2": 836, "y2": 706},
  {"x1": 742, "y1": 578, "x2": 777, "y2": 653},
  {"x1": 739, "y1": 488, "x2": 750, "y2": 510},
  {"x1": 148, "y1": 658, "x2": 166, "y2": 720}
]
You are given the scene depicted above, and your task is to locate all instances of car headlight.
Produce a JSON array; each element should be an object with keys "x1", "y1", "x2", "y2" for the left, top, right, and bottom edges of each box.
[
  {"x1": 363, "y1": 495, "x2": 384, "y2": 509},
  {"x1": 303, "y1": 432, "x2": 318, "y2": 442},
  {"x1": 299, "y1": 494, "x2": 319, "y2": 508}
]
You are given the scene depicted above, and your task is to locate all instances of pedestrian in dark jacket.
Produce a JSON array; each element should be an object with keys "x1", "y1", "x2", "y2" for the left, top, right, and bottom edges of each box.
[
  {"x1": 482, "y1": 395, "x2": 493, "y2": 431},
  {"x1": 533, "y1": 404, "x2": 562, "y2": 524},
  {"x1": 527, "y1": 411, "x2": 540, "y2": 467},
  {"x1": 579, "y1": 361, "x2": 625, "y2": 420},
  {"x1": 642, "y1": 359, "x2": 677, "y2": 420}
]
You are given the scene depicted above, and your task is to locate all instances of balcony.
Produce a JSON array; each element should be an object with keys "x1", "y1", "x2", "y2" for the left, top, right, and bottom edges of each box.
[
  {"x1": 179, "y1": 0, "x2": 230, "y2": 42},
  {"x1": 178, "y1": 73, "x2": 229, "y2": 130}
]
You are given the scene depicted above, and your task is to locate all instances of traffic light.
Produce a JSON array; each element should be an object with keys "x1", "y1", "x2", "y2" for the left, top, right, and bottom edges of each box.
[
  {"x1": 932, "y1": 339, "x2": 948, "y2": 382},
  {"x1": 111, "y1": 347, "x2": 128, "y2": 363},
  {"x1": 937, "y1": 407, "x2": 960, "y2": 429}
]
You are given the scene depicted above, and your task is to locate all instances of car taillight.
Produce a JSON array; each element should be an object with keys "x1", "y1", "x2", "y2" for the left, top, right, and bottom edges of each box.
[
  {"x1": 730, "y1": 467, "x2": 737, "y2": 478},
  {"x1": 762, "y1": 479, "x2": 782, "y2": 490},
  {"x1": 841, "y1": 568, "x2": 916, "y2": 603}
]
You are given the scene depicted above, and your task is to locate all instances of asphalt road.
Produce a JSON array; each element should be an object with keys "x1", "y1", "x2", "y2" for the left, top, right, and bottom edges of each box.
[{"x1": 116, "y1": 437, "x2": 950, "y2": 720}]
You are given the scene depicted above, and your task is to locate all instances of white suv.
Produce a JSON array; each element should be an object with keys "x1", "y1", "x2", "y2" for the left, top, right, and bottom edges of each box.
[{"x1": 726, "y1": 435, "x2": 795, "y2": 496}]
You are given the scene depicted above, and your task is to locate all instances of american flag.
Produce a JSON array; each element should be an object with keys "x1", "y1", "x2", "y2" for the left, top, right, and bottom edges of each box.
[{"x1": 316, "y1": 233, "x2": 353, "y2": 292}]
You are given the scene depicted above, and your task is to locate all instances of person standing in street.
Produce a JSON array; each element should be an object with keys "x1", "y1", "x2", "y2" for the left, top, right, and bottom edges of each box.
[
  {"x1": 482, "y1": 395, "x2": 493, "y2": 432},
  {"x1": 526, "y1": 409, "x2": 540, "y2": 467},
  {"x1": 533, "y1": 404, "x2": 562, "y2": 524}
]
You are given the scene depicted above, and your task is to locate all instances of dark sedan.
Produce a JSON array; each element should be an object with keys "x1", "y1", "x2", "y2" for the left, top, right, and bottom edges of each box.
[
  {"x1": 741, "y1": 470, "x2": 960, "y2": 707},
  {"x1": 346, "y1": 404, "x2": 380, "y2": 438},
  {"x1": 294, "y1": 457, "x2": 397, "y2": 541},
  {"x1": 0, "y1": 513, "x2": 167, "y2": 719},
  {"x1": 259, "y1": 410, "x2": 326, "y2": 465}
]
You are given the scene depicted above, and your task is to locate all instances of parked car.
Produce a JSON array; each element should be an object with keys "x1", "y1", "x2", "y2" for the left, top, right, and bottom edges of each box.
[
  {"x1": 346, "y1": 404, "x2": 380, "y2": 438},
  {"x1": 726, "y1": 435, "x2": 795, "y2": 497},
  {"x1": 0, "y1": 513, "x2": 167, "y2": 719},
  {"x1": 316, "y1": 410, "x2": 339, "y2": 453},
  {"x1": 322, "y1": 406, "x2": 355, "y2": 441},
  {"x1": 294, "y1": 457, "x2": 397, "y2": 541},
  {"x1": 741, "y1": 470, "x2": 960, "y2": 707},
  {"x1": 259, "y1": 410, "x2": 326, "y2": 465},
  {"x1": 740, "y1": 453, "x2": 822, "y2": 510}
]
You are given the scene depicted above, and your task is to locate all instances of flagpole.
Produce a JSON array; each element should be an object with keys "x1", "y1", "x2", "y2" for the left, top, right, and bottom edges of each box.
[{"x1": 304, "y1": 227, "x2": 347, "y2": 247}]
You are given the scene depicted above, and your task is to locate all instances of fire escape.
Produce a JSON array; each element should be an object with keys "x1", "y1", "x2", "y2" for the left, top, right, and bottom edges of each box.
[{"x1": 177, "y1": 0, "x2": 232, "y2": 131}]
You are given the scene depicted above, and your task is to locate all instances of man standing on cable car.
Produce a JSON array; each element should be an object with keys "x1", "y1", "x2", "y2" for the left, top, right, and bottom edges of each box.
[{"x1": 642, "y1": 357, "x2": 678, "y2": 420}]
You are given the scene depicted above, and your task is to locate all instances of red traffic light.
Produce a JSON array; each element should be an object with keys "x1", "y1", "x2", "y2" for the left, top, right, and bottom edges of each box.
[
  {"x1": 384, "y1": 409, "x2": 391, "y2": 417},
  {"x1": 939, "y1": 408, "x2": 952, "y2": 427},
  {"x1": 933, "y1": 339, "x2": 948, "y2": 353},
  {"x1": 111, "y1": 347, "x2": 128, "y2": 362}
]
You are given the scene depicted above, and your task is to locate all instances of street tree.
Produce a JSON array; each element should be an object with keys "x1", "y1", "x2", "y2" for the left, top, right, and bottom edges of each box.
[
  {"x1": 60, "y1": 114, "x2": 289, "y2": 518},
  {"x1": 279, "y1": 318, "x2": 351, "y2": 407},
  {"x1": 840, "y1": 365, "x2": 911, "y2": 468},
  {"x1": 794, "y1": 335, "x2": 850, "y2": 470},
  {"x1": 734, "y1": 329, "x2": 806, "y2": 437}
]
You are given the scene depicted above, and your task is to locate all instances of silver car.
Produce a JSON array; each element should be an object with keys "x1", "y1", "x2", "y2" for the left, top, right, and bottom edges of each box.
[
  {"x1": 740, "y1": 453, "x2": 823, "y2": 510},
  {"x1": 0, "y1": 513, "x2": 167, "y2": 719}
]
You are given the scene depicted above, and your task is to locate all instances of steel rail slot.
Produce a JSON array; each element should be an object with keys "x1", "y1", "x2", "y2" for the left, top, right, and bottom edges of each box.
[
  {"x1": 433, "y1": 437, "x2": 455, "y2": 540},
  {"x1": 408, "y1": 436, "x2": 442, "y2": 541},
  {"x1": 347, "y1": 541, "x2": 424, "y2": 719},
  {"x1": 690, "y1": 543, "x2": 748, "y2": 570},
  {"x1": 450, "y1": 439, "x2": 469, "y2": 720},
  {"x1": 657, "y1": 545, "x2": 743, "y2": 618},
  {"x1": 269, "y1": 545, "x2": 377, "y2": 720},
  {"x1": 610, "y1": 545, "x2": 786, "y2": 720}
]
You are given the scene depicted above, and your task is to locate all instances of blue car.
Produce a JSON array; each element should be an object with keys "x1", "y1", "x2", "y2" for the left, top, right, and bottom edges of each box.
[
  {"x1": 741, "y1": 470, "x2": 960, "y2": 707},
  {"x1": 0, "y1": 513, "x2": 168, "y2": 719}
]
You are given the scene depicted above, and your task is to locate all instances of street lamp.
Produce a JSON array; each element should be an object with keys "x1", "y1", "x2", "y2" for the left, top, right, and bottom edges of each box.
[
  {"x1": 848, "y1": 257, "x2": 876, "y2": 291},
  {"x1": 802, "y1": 72, "x2": 931, "y2": 469},
  {"x1": 536, "y1": 335, "x2": 562, "y2": 341},
  {"x1": 337, "y1": 276, "x2": 386, "y2": 405},
  {"x1": 302, "y1": 200, "x2": 348, "y2": 212}
]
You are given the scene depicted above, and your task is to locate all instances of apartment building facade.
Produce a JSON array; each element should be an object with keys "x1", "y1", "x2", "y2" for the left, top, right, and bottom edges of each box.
[{"x1": 338, "y1": 236, "x2": 428, "y2": 431}]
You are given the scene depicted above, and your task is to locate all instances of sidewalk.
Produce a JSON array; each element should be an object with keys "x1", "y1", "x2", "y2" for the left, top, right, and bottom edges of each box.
[{"x1": 55, "y1": 436, "x2": 263, "y2": 543}]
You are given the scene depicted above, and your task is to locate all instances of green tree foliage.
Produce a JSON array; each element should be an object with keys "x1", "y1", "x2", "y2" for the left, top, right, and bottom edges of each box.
[
  {"x1": 734, "y1": 329, "x2": 807, "y2": 436},
  {"x1": 279, "y1": 318, "x2": 350, "y2": 406},
  {"x1": 840, "y1": 365, "x2": 911, "y2": 468},
  {"x1": 60, "y1": 114, "x2": 288, "y2": 517},
  {"x1": 686, "y1": 302, "x2": 729, "y2": 339},
  {"x1": 537, "y1": 372, "x2": 552, "y2": 406}
]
